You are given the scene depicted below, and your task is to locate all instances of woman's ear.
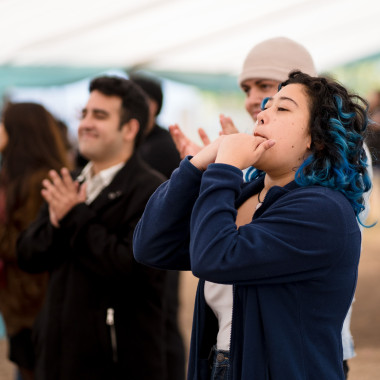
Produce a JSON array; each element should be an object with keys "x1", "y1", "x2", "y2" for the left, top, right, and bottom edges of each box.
[{"x1": 306, "y1": 135, "x2": 312, "y2": 150}]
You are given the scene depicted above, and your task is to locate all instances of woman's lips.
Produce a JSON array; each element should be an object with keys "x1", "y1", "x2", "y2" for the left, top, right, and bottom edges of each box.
[{"x1": 254, "y1": 132, "x2": 267, "y2": 139}]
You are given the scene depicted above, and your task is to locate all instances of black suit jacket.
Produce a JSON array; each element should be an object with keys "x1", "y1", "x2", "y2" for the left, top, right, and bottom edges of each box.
[{"x1": 17, "y1": 154, "x2": 167, "y2": 380}]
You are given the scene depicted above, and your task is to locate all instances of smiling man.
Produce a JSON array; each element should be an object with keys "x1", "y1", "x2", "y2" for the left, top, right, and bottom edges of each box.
[{"x1": 17, "y1": 76, "x2": 168, "y2": 380}]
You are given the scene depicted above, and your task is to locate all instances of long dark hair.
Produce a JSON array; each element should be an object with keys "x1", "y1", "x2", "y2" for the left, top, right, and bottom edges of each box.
[{"x1": 1, "y1": 102, "x2": 70, "y2": 219}]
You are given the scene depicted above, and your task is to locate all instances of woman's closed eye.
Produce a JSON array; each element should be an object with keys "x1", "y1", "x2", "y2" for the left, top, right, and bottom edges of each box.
[{"x1": 261, "y1": 106, "x2": 288, "y2": 111}]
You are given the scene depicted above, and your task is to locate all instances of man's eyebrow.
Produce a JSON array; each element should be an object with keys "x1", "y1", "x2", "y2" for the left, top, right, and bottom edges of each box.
[
  {"x1": 255, "y1": 79, "x2": 274, "y2": 84},
  {"x1": 92, "y1": 108, "x2": 109, "y2": 116},
  {"x1": 81, "y1": 108, "x2": 110, "y2": 118}
]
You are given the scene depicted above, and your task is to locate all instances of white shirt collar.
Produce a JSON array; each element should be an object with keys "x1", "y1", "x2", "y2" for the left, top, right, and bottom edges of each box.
[{"x1": 76, "y1": 161, "x2": 125, "y2": 204}]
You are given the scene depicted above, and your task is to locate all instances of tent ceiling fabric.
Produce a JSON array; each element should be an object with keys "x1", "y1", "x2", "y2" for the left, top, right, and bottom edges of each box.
[{"x1": 1, "y1": 0, "x2": 380, "y2": 80}]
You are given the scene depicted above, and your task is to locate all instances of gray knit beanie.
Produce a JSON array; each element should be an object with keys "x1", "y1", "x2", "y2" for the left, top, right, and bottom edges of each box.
[{"x1": 238, "y1": 37, "x2": 317, "y2": 87}]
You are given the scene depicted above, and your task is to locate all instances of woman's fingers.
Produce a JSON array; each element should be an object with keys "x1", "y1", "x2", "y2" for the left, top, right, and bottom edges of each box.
[
  {"x1": 263, "y1": 139, "x2": 276, "y2": 150},
  {"x1": 215, "y1": 134, "x2": 275, "y2": 169}
]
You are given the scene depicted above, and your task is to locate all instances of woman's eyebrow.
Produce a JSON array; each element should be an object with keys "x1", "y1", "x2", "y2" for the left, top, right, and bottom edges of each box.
[{"x1": 278, "y1": 96, "x2": 299, "y2": 107}]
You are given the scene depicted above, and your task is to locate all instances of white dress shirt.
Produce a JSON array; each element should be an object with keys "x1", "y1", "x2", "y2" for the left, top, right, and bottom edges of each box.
[{"x1": 76, "y1": 161, "x2": 125, "y2": 205}]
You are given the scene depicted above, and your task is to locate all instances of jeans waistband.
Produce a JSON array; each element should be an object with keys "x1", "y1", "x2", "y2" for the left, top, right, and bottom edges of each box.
[{"x1": 209, "y1": 346, "x2": 230, "y2": 380}]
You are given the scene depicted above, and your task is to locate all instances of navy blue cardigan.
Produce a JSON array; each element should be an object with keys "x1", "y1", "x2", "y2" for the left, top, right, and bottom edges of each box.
[{"x1": 133, "y1": 158, "x2": 361, "y2": 380}]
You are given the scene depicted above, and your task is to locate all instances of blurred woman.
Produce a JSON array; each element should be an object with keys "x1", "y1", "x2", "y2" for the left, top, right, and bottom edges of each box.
[
  {"x1": 0, "y1": 102, "x2": 70, "y2": 380},
  {"x1": 133, "y1": 72, "x2": 371, "y2": 380}
]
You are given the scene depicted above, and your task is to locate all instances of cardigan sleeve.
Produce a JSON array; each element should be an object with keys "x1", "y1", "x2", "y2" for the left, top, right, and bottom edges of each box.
[
  {"x1": 189, "y1": 163, "x2": 361, "y2": 285},
  {"x1": 133, "y1": 157, "x2": 203, "y2": 270}
]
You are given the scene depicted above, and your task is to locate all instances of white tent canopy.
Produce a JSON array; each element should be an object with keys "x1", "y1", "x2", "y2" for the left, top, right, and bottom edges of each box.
[
  {"x1": 3, "y1": 0, "x2": 380, "y2": 145},
  {"x1": 1, "y1": 0, "x2": 380, "y2": 77}
]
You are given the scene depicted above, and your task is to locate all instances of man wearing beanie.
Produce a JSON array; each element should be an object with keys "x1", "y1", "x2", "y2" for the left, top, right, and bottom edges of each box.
[
  {"x1": 130, "y1": 74, "x2": 185, "y2": 380},
  {"x1": 238, "y1": 37, "x2": 316, "y2": 85},
  {"x1": 169, "y1": 36, "x2": 359, "y2": 379},
  {"x1": 237, "y1": 37, "x2": 316, "y2": 122},
  {"x1": 170, "y1": 37, "x2": 316, "y2": 153}
]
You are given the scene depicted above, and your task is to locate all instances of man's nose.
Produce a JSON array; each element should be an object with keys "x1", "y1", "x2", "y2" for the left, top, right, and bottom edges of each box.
[
  {"x1": 247, "y1": 93, "x2": 260, "y2": 106},
  {"x1": 78, "y1": 114, "x2": 93, "y2": 129}
]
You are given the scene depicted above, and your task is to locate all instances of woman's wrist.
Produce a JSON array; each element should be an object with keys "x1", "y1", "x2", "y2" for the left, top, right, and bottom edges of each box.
[
  {"x1": 189, "y1": 156, "x2": 207, "y2": 171},
  {"x1": 215, "y1": 153, "x2": 243, "y2": 170}
]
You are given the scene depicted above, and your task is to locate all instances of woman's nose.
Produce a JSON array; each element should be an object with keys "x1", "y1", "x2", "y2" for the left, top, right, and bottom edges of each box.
[{"x1": 256, "y1": 112, "x2": 265, "y2": 125}]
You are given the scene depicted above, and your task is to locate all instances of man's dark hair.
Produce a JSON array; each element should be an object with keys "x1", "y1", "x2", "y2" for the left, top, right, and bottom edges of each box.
[
  {"x1": 129, "y1": 74, "x2": 163, "y2": 116},
  {"x1": 89, "y1": 76, "x2": 149, "y2": 148}
]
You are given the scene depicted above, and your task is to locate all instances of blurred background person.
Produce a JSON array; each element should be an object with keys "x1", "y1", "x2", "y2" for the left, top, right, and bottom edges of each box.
[
  {"x1": 365, "y1": 90, "x2": 380, "y2": 223},
  {"x1": 366, "y1": 90, "x2": 380, "y2": 170},
  {"x1": 130, "y1": 73, "x2": 185, "y2": 380},
  {"x1": 0, "y1": 102, "x2": 71, "y2": 380},
  {"x1": 55, "y1": 119, "x2": 77, "y2": 169},
  {"x1": 131, "y1": 74, "x2": 181, "y2": 178}
]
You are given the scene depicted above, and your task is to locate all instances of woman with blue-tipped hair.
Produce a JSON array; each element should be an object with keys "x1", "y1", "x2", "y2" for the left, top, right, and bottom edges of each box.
[{"x1": 133, "y1": 71, "x2": 371, "y2": 380}]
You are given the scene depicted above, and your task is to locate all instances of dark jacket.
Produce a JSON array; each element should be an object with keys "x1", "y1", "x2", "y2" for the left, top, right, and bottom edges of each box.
[
  {"x1": 133, "y1": 158, "x2": 361, "y2": 380},
  {"x1": 139, "y1": 124, "x2": 181, "y2": 179},
  {"x1": 17, "y1": 154, "x2": 167, "y2": 380}
]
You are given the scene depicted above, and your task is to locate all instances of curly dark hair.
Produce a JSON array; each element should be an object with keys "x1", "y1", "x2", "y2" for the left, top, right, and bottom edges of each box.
[{"x1": 247, "y1": 71, "x2": 371, "y2": 223}]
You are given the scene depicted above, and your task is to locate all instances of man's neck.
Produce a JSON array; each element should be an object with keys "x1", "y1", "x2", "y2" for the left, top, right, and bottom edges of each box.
[{"x1": 91, "y1": 151, "x2": 132, "y2": 176}]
